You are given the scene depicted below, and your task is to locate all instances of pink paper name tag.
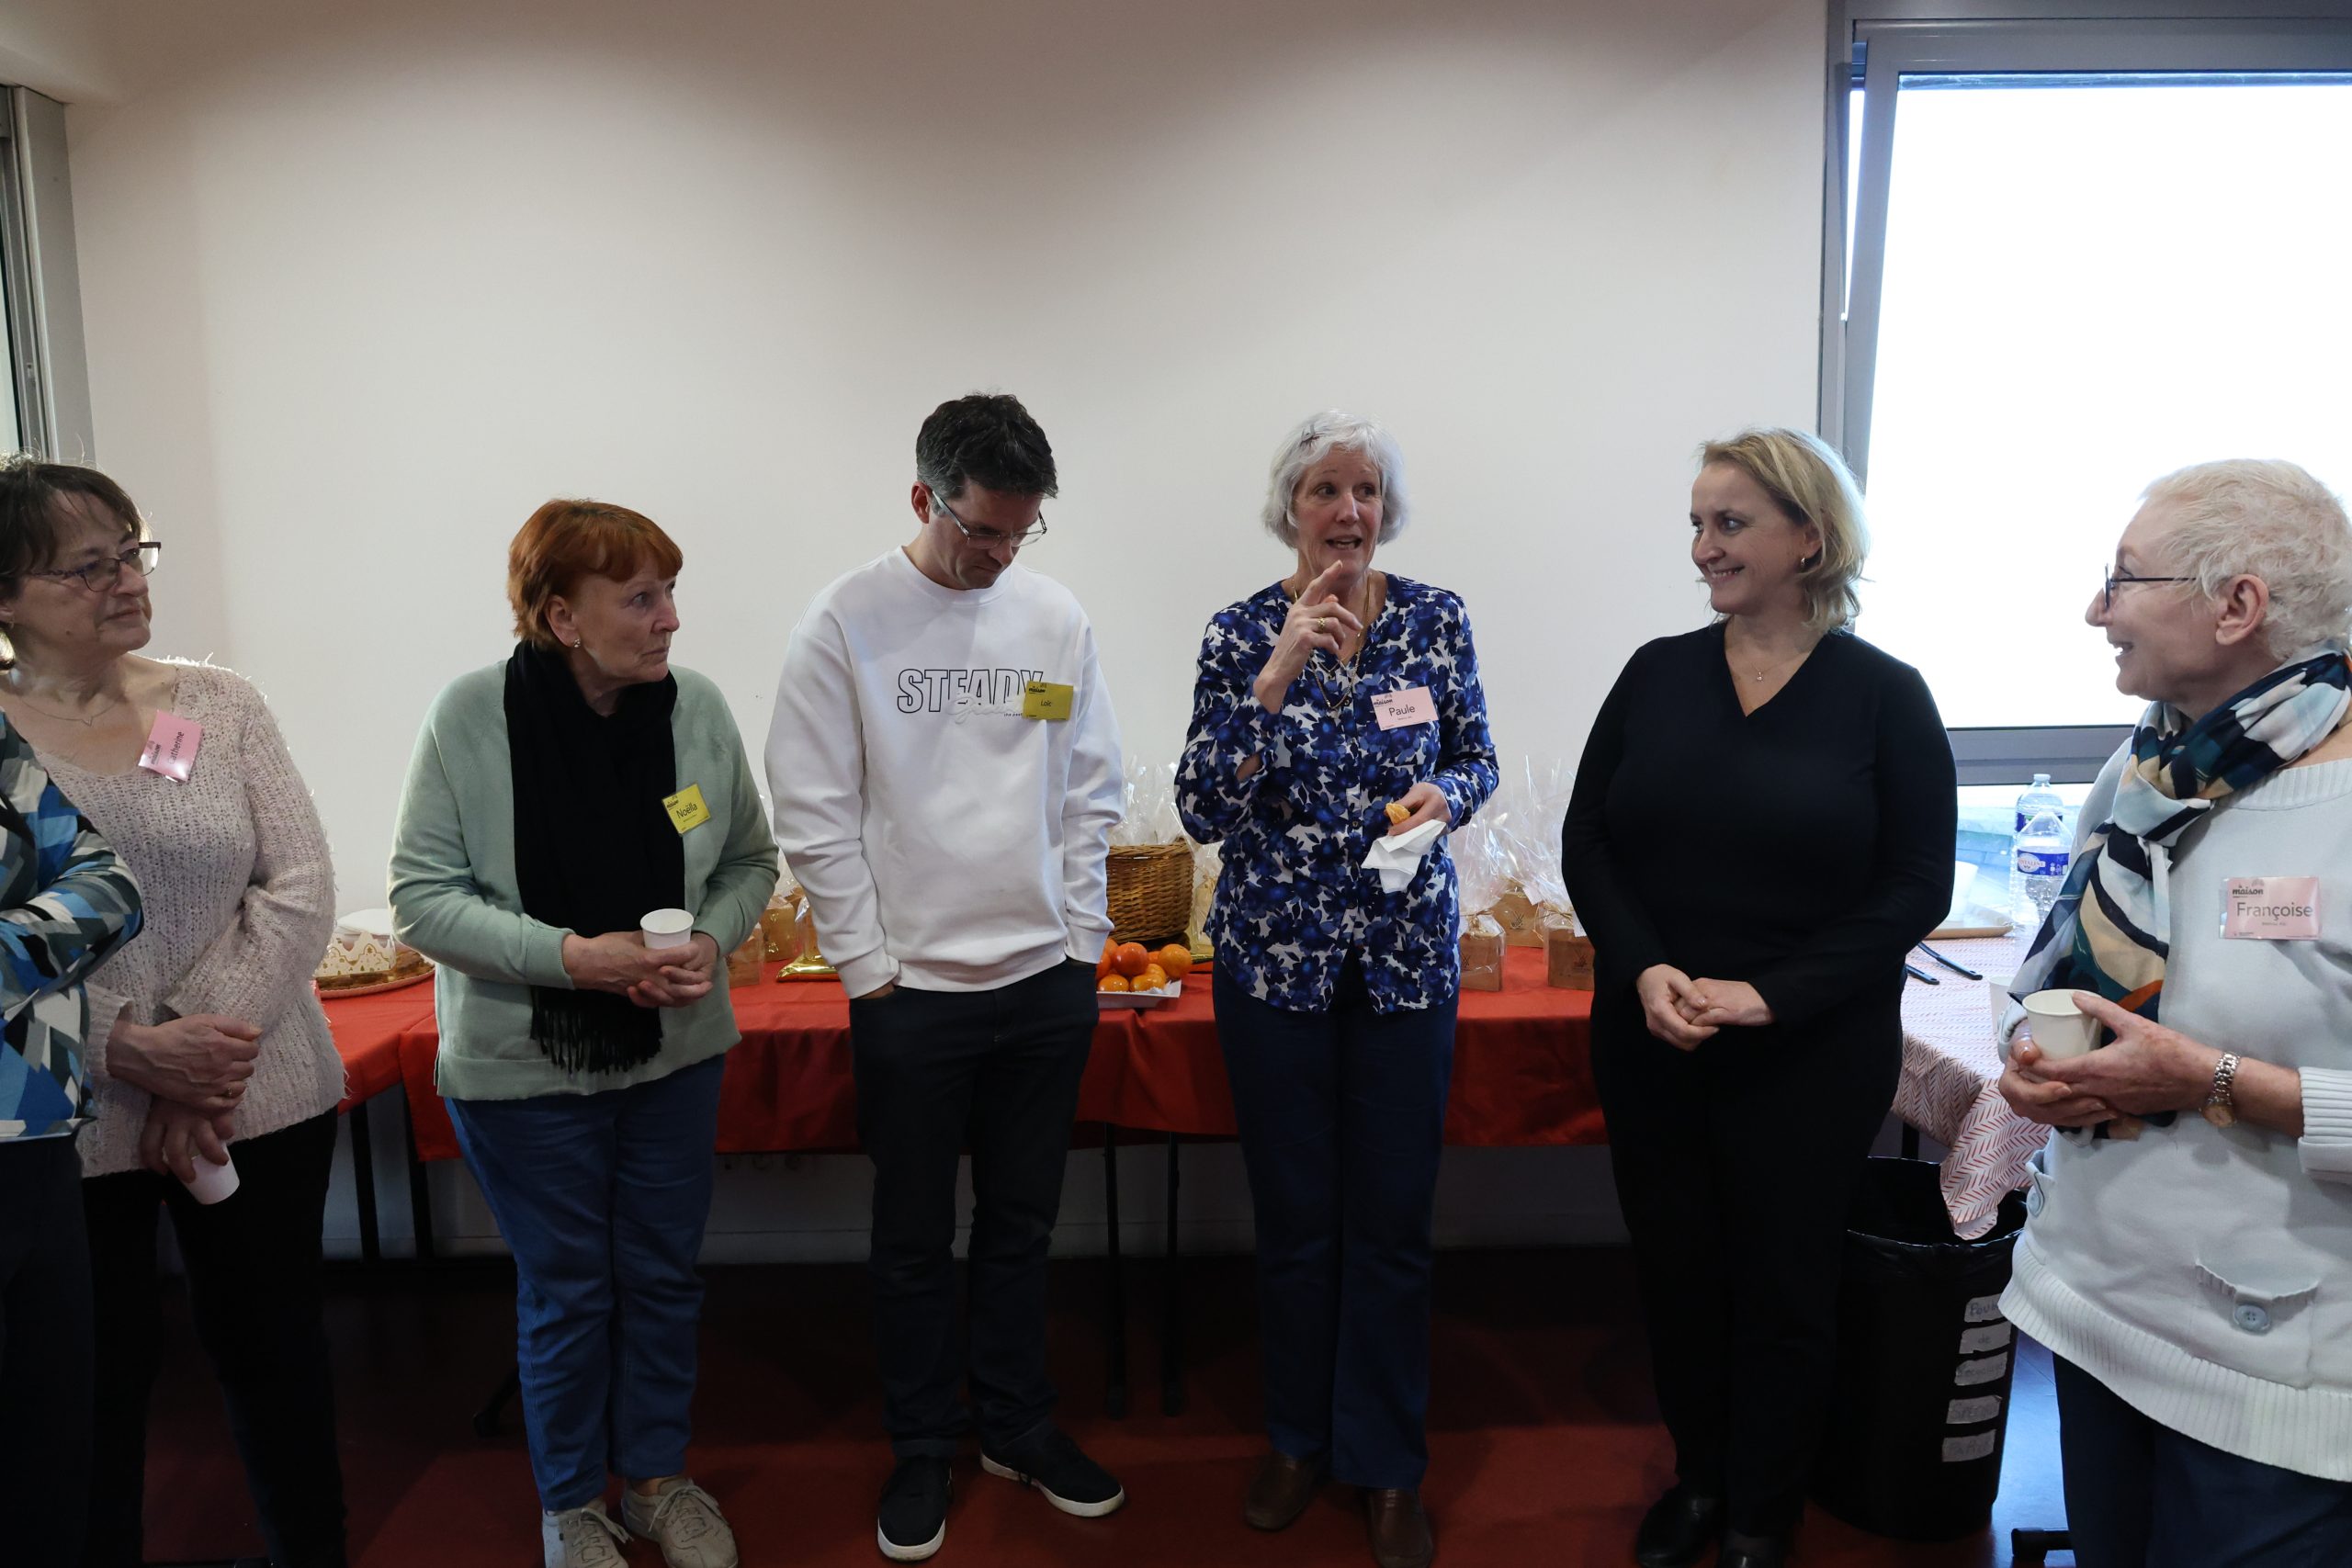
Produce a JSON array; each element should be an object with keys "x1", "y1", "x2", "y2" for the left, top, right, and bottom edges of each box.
[
  {"x1": 1373, "y1": 685, "x2": 1436, "y2": 729},
  {"x1": 137, "y1": 711, "x2": 202, "y2": 783},
  {"x1": 2223, "y1": 875, "x2": 2320, "y2": 941}
]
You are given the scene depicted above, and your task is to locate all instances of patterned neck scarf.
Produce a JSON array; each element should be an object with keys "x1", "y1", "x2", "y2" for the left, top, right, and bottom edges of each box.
[{"x1": 2014, "y1": 648, "x2": 2352, "y2": 1130}]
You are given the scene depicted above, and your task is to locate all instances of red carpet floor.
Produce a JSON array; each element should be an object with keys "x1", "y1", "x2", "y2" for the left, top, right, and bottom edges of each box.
[{"x1": 139, "y1": 1249, "x2": 2071, "y2": 1566}]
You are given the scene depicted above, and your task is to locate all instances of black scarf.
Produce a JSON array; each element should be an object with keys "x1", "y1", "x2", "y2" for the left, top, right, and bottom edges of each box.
[{"x1": 503, "y1": 640, "x2": 683, "y2": 1075}]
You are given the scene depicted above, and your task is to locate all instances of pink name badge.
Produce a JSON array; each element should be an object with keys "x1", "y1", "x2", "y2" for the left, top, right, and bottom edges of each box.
[
  {"x1": 1373, "y1": 685, "x2": 1437, "y2": 730},
  {"x1": 137, "y1": 711, "x2": 202, "y2": 784},
  {"x1": 2223, "y1": 876, "x2": 2321, "y2": 941}
]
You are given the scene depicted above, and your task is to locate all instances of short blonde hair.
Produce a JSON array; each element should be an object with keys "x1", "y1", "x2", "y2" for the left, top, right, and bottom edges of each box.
[
  {"x1": 2141, "y1": 458, "x2": 2352, "y2": 658},
  {"x1": 1697, "y1": 427, "x2": 1869, "y2": 633}
]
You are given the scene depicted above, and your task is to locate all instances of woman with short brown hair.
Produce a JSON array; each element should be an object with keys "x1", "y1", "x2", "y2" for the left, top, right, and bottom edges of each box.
[{"x1": 390, "y1": 499, "x2": 777, "y2": 1568}]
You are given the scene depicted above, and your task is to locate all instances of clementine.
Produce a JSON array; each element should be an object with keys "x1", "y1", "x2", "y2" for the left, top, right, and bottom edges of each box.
[
  {"x1": 1110, "y1": 942, "x2": 1150, "y2": 978},
  {"x1": 1099, "y1": 973, "x2": 1131, "y2": 993},
  {"x1": 1154, "y1": 945, "x2": 1193, "y2": 980}
]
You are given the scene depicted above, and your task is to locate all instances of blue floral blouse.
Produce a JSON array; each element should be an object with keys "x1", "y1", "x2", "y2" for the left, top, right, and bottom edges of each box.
[{"x1": 1178, "y1": 574, "x2": 1497, "y2": 1014}]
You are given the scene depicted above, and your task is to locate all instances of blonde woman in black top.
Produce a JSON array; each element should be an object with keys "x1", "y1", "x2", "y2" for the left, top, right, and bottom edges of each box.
[{"x1": 1563, "y1": 429, "x2": 1955, "y2": 1568}]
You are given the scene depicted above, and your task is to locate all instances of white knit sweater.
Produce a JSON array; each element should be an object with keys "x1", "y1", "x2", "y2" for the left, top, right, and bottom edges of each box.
[
  {"x1": 2001, "y1": 749, "x2": 2352, "y2": 1481},
  {"x1": 47, "y1": 662, "x2": 343, "y2": 1178}
]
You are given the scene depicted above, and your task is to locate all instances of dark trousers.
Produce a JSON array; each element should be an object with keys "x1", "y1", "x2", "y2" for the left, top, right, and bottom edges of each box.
[
  {"x1": 448, "y1": 1054, "x2": 726, "y2": 1510},
  {"x1": 1215, "y1": 963, "x2": 1454, "y2": 1490},
  {"x1": 81, "y1": 1108, "x2": 347, "y2": 1568},
  {"x1": 1592, "y1": 999, "x2": 1898, "y2": 1536},
  {"x1": 850, "y1": 959, "x2": 1096, "y2": 1458},
  {"x1": 2055, "y1": 1356, "x2": 2352, "y2": 1567},
  {"x1": 2, "y1": 1135, "x2": 94, "y2": 1567}
]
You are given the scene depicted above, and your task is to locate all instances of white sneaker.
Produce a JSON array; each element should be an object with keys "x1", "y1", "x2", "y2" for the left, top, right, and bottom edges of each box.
[
  {"x1": 622, "y1": 1478, "x2": 741, "y2": 1568},
  {"x1": 542, "y1": 1499, "x2": 630, "y2": 1568}
]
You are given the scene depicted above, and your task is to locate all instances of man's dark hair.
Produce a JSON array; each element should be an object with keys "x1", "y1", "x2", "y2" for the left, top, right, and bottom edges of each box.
[{"x1": 914, "y1": 393, "x2": 1057, "y2": 503}]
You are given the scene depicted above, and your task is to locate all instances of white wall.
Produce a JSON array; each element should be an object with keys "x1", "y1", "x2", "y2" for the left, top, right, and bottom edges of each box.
[{"x1": 17, "y1": 0, "x2": 1832, "y2": 1257}]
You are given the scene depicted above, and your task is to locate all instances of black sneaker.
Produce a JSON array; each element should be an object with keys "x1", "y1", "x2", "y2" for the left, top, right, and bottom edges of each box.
[
  {"x1": 980, "y1": 1427, "x2": 1127, "y2": 1517},
  {"x1": 877, "y1": 1456, "x2": 952, "y2": 1562}
]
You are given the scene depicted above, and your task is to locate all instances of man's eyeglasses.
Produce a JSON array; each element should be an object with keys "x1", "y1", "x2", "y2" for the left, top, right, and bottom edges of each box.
[
  {"x1": 31, "y1": 540, "x2": 162, "y2": 593},
  {"x1": 933, "y1": 491, "x2": 1047, "y2": 549},
  {"x1": 2101, "y1": 564, "x2": 2193, "y2": 614}
]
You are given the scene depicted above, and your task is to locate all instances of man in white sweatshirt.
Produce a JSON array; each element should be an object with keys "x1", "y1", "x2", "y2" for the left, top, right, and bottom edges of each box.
[{"x1": 767, "y1": 392, "x2": 1125, "y2": 1563}]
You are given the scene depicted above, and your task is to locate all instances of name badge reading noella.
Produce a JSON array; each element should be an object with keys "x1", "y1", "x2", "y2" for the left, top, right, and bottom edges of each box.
[
  {"x1": 1373, "y1": 685, "x2": 1436, "y2": 730},
  {"x1": 1021, "y1": 681, "x2": 1074, "y2": 721},
  {"x1": 662, "y1": 784, "x2": 712, "y2": 834},
  {"x1": 137, "y1": 711, "x2": 202, "y2": 783},
  {"x1": 2223, "y1": 875, "x2": 2321, "y2": 941}
]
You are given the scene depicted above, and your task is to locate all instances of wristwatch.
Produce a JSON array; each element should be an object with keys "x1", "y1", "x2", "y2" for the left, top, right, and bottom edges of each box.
[{"x1": 2201, "y1": 1051, "x2": 2242, "y2": 1128}]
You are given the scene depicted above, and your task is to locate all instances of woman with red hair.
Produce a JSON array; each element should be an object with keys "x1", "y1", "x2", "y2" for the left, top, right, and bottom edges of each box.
[{"x1": 391, "y1": 500, "x2": 777, "y2": 1568}]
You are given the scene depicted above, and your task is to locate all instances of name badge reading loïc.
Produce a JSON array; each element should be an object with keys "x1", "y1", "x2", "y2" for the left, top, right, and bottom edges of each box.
[
  {"x1": 138, "y1": 711, "x2": 203, "y2": 783},
  {"x1": 1021, "y1": 681, "x2": 1074, "y2": 721},
  {"x1": 2222, "y1": 876, "x2": 2320, "y2": 941}
]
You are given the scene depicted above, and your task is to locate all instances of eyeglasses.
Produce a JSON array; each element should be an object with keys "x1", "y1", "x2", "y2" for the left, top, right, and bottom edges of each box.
[
  {"x1": 2100, "y1": 564, "x2": 2193, "y2": 614},
  {"x1": 932, "y1": 491, "x2": 1047, "y2": 549},
  {"x1": 31, "y1": 540, "x2": 162, "y2": 593}
]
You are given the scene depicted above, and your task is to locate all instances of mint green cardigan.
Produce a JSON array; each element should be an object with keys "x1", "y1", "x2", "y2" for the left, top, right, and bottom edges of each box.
[{"x1": 389, "y1": 661, "x2": 780, "y2": 1101}]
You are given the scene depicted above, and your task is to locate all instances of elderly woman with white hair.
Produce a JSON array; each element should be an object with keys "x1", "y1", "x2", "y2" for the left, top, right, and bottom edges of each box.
[
  {"x1": 1997, "y1": 458, "x2": 2352, "y2": 1566},
  {"x1": 1177, "y1": 412, "x2": 1496, "y2": 1568}
]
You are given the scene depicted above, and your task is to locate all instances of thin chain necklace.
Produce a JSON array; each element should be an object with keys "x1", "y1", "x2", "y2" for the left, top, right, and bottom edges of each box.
[{"x1": 8, "y1": 687, "x2": 126, "y2": 727}]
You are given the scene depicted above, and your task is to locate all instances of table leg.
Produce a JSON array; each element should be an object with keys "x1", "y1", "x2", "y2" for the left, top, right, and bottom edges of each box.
[
  {"x1": 1102, "y1": 1126, "x2": 1127, "y2": 1418},
  {"x1": 348, "y1": 1100, "x2": 380, "y2": 1265},
  {"x1": 474, "y1": 1365, "x2": 521, "y2": 1438},
  {"x1": 1160, "y1": 1132, "x2": 1185, "y2": 1416},
  {"x1": 403, "y1": 1093, "x2": 437, "y2": 1262}
]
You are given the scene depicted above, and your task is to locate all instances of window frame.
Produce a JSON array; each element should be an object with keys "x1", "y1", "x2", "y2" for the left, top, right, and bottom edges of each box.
[
  {"x1": 0, "y1": 85, "x2": 92, "y2": 460},
  {"x1": 1821, "y1": 3, "x2": 2352, "y2": 783}
]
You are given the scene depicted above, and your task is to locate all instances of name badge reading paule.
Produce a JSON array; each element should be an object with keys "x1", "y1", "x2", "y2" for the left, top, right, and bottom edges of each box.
[{"x1": 2223, "y1": 875, "x2": 2321, "y2": 941}]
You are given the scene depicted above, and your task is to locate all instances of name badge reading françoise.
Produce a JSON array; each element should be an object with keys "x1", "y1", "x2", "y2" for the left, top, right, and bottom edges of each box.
[
  {"x1": 662, "y1": 784, "x2": 712, "y2": 834},
  {"x1": 1021, "y1": 681, "x2": 1074, "y2": 721},
  {"x1": 2223, "y1": 875, "x2": 2321, "y2": 941},
  {"x1": 137, "y1": 711, "x2": 203, "y2": 783},
  {"x1": 1373, "y1": 685, "x2": 1437, "y2": 730}
]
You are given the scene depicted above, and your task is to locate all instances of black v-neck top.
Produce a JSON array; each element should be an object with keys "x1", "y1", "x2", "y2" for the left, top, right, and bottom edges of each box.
[{"x1": 1563, "y1": 623, "x2": 1956, "y2": 1034}]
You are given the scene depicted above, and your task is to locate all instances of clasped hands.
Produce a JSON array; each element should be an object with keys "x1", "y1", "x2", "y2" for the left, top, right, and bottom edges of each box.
[
  {"x1": 1634, "y1": 964, "x2": 1773, "y2": 1050},
  {"x1": 562, "y1": 929, "x2": 720, "y2": 1010},
  {"x1": 108, "y1": 1012, "x2": 262, "y2": 1182},
  {"x1": 1998, "y1": 992, "x2": 2223, "y2": 1129}
]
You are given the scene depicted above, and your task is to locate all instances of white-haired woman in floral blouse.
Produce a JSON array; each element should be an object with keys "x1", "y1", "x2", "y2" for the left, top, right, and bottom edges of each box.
[{"x1": 1177, "y1": 411, "x2": 1495, "y2": 1568}]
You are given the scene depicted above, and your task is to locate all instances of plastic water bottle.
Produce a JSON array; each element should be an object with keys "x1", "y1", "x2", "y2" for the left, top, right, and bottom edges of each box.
[
  {"x1": 2010, "y1": 774, "x2": 2064, "y2": 918},
  {"x1": 2015, "y1": 807, "x2": 2071, "y2": 925}
]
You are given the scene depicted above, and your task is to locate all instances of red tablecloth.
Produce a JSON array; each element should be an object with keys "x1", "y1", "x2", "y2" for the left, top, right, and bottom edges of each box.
[
  {"x1": 322, "y1": 947, "x2": 1598, "y2": 1163},
  {"x1": 325, "y1": 983, "x2": 437, "y2": 1112}
]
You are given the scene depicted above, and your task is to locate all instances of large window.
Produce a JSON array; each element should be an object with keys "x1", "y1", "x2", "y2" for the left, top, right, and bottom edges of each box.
[
  {"x1": 1826, "y1": 7, "x2": 2352, "y2": 782},
  {"x1": 0, "y1": 86, "x2": 92, "y2": 459}
]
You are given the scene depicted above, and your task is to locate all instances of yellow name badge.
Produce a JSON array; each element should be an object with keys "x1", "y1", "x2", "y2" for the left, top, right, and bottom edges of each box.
[
  {"x1": 1021, "y1": 681, "x2": 1075, "y2": 721},
  {"x1": 662, "y1": 784, "x2": 712, "y2": 833}
]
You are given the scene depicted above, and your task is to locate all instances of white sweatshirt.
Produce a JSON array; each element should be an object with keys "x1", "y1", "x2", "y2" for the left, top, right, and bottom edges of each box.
[{"x1": 765, "y1": 547, "x2": 1123, "y2": 997}]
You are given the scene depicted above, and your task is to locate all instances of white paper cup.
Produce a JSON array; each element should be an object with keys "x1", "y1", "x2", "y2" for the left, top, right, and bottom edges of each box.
[
  {"x1": 183, "y1": 1153, "x2": 240, "y2": 1205},
  {"x1": 1984, "y1": 973, "x2": 2018, "y2": 1028},
  {"x1": 2022, "y1": 989, "x2": 2099, "y2": 1060},
  {"x1": 640, "y1": 908, "x2": 695, "y2": 950}
]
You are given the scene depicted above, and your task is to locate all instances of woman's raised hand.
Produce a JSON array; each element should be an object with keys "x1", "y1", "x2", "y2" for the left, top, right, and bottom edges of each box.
[{"x1": 1254, "y1": 561, "x2": 1363, "y2": 712}]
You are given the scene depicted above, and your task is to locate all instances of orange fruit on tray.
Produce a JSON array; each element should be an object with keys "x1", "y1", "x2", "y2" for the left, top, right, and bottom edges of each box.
[
  {"x1": 1099, "y1": 974, "x2": 1131, "y2": 992},
  {"x1": 1097, "y1": 939, "x2": 1115, "y2": 979},
  {"x1": 1154, "y1": 945, "x2": 1193, "y2": 981},
  {"x1": 1110, "y1": 942, "x2": 1150, "y2": 978},
  {"x1": 1137, "y1": 964, "x2": 1169, "y2": 992}
]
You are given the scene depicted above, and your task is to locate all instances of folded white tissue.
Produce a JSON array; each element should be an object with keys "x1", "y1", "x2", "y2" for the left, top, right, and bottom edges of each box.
[{"x1": 1361, "y1": 818, "x2": 1445, "y2": 893}]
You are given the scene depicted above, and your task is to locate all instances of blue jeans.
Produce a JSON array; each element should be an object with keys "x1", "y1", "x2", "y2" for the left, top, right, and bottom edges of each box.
[
  {"x1": 448, "y1": 1054, "x2": 725, "y2": 1510},
  {"x1": 1215, "y1": 962, "x2": 1454, "y2": 1489},
  {"x1": 2056, "y1": 1356, "x2": 2352, "y2": 1567}
]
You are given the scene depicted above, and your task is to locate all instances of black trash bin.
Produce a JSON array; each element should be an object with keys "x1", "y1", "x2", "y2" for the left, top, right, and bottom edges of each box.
[{"x1": 1810, "y1": 1156, "x2": 2029, "y2": 1541}]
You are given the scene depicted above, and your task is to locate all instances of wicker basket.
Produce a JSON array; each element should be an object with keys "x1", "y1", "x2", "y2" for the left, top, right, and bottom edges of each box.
[{"x1": 1107, "y1": 840, "x2": 1194, "y2": 946}]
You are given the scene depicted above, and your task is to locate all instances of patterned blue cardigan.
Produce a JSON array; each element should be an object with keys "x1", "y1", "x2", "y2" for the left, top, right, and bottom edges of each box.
[
  {"x1": 1178, "y1": 574, "x2": 1497, "y2": 1014},
  {"x1": 0, "y1": 713, "x2": 144, "y2": 1142}
]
